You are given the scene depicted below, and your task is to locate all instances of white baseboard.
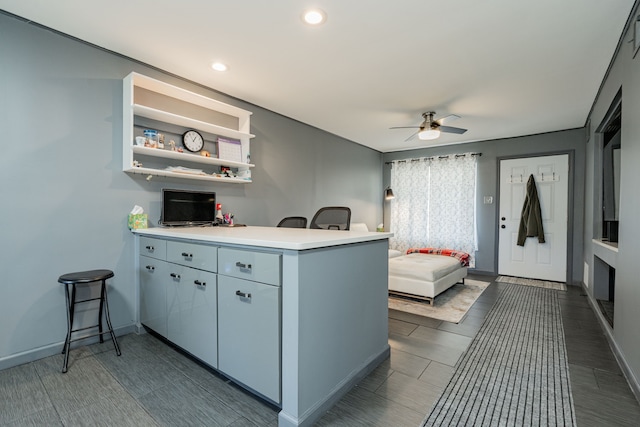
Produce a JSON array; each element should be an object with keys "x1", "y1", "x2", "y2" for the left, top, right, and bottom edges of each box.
[{"x1": 0, "y1": 324, "x2": 136, "y2": 371}]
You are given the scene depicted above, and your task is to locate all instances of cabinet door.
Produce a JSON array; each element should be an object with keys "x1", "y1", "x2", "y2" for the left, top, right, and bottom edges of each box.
[
  {"x1": 166, "y1": 264, "x2": 218, "y2": 368},
  {"x1": 139, "y1": 256, "x2": 168, "y2": 337},
  {"x1": 218, "y1": 275, "x2": 281, "y2": 403}
]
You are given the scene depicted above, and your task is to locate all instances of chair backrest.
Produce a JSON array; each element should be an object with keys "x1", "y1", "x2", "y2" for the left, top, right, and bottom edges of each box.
[
  {"x1": 310, "y1": 207, "x2": 351, "y2": 230},
  {"x1": 277, "y1": 216, "x2": 308, "y2": 228}
]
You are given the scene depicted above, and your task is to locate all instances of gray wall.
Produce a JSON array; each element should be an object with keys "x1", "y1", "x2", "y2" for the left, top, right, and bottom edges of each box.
[
  {"x1": 382, "y1": 128, "x2": 587, "y2": 280},
  {"x1": 583, "y1": 3, "x2": 640, "y2": 392},
  {"x1": 0, "y1": 13, "x2": 382, "y2": 366}
]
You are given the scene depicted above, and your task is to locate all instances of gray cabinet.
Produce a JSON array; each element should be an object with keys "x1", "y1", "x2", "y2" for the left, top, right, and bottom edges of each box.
[
  {"x1": 166, "y1": 264, "x2": 218, "y2": 368},
  {"x1": 218, "y1": 275, "x2": 281, "y2": 403},
  {"x1": 217, "y1": 247, "x2": 281, "y2": 403},
  {"x1": 139, "y1": 237, "x2": 168, "y2": 337},
  {"x1": 139, "y1": 237, "x2": 219, "y2": 368},
  {"x1": 139, "y1": 255, "x2": 168, "y2": 338},
  {"x1": 137, "y1": 238, "x2": 282, "y2": 403}
]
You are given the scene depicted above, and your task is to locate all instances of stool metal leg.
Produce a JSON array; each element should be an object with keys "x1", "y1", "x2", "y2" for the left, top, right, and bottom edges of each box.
[
  {"x1": 98, "y1": 281, "x2": 105, "y2": 343},
  {"x1": 101, "y1": 281, "x2": 121, "y2": 356},
  {"x1": 62, "y1": 283, "x2": 74, "y2": 373}
]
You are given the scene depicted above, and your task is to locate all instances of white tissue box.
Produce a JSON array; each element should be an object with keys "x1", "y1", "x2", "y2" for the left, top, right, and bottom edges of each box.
[{"x1": 128, "y1": 214, "x2": 148, "y2": 230}]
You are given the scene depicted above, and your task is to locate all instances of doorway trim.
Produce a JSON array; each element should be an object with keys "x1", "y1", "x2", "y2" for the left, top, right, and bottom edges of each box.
[{"x1": 495, "y1": 150, "x2": 575, "y2": 284}]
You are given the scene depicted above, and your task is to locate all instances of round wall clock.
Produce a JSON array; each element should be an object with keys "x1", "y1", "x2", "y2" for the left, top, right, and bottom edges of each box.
[{"x1": 182, "y1": 130, "x2": 204, "y2": 152}]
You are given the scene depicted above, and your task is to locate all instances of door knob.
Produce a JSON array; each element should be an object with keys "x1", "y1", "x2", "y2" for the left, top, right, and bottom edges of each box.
[
  {"x1": 501, "y1": 217, "x2": 506, "y2": 221},
  {"x1": 501, "y1": 225, "x2": 506, "y2": 229}
]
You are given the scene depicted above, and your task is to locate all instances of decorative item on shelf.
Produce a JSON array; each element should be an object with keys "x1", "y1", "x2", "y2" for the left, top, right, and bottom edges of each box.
[
  {"x1": 177, "y1": 147, "x2": 183, "y2": 153},
  {"x1": 157, "y1": 133, "x2": 165, "y2": 149},
  {"x1": 182, "y1": 129, "x2": 204, "y2": 152},
  {"x1": 168, "y1": 140, "x2": 176, "y2": 151},
  {"x1": 135, "y1": 136, "x2": 146, "y2": 146},
  {"x1": 133, "y1": 160, "x2": 143, "y2": 167},
  {"x1": 236, "y1": 170, "x2": 251, "y2": 180},
  {"x1": 201, "y1": 150, "x2": 211, "y2": 157},
  {"x1": 143, "y1": 129, "x2": 158, "y2": 148},
  {"x1": 220, "y1": 166, "x2": 234, "y2": 178}
]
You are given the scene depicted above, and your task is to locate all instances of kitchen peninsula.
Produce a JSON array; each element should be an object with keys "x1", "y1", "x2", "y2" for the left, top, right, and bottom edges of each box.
[{"x1": 133, "y1": 226, "x2": 391, "y2": 427}]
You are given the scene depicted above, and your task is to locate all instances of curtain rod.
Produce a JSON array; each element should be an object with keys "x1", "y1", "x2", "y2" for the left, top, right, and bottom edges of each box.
[{"x1": 384, "y1": 152, "x2": 482, "y2": 165}]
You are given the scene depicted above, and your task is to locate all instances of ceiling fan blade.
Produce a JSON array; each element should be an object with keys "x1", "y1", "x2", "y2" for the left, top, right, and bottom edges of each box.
[
  {"x1": 438, "y1": 125, "x2": 467, "y2": 134},
  {"x1": 389, "y1": 126, "x2": 421, "y2": 129},
  {"x1": 435, "y1": 114, "x2": 461, "y2": 125},
  {"x1": 404, "y1": 130, "x2": 419, "y2": 142}
]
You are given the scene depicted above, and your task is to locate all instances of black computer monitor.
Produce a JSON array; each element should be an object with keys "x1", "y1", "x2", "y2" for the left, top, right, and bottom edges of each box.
[{"x1": 160, "y1": 189, "x2": 216, "y2": 226}]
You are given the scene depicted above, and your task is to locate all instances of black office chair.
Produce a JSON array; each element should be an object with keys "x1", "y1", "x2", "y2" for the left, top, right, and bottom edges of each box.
[
  {"x1": 277, "y1": 216, "x2": 308, "y2": 228},
  {"x1": 310, "y1": 207, "x2": 351, "y2": 230}
]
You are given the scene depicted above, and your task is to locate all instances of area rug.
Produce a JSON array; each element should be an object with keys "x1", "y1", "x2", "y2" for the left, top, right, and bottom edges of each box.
[
  {"x1": 388, "y1": 279, "x2": 490, "y2": 324},
  {"x1": 496, "y1": 275, "x2": 567, "y2": 291},
  {"x1": 421, "y1": 284, "x2": 576, "y2": 426}
]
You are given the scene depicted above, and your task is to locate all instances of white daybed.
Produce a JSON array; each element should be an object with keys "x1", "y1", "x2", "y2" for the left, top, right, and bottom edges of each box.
[{"x1": 388, "y1": 249, "x2": 468, "y2": 304}]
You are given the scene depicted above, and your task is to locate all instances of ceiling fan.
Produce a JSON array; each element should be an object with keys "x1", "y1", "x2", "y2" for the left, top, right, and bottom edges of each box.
[{"x1": 390, "y1": 111, "x2": 467, "y2": 141}]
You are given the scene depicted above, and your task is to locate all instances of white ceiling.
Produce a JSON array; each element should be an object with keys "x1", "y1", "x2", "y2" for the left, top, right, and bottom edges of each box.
[{"x1": 0, "y1": 1, "x2": 635, "y2": 152}]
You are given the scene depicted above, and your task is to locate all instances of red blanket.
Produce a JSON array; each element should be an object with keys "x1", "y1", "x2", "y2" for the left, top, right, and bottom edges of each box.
[{"x1": 406, "y1": 247, "x2": 470, "y2": 267}]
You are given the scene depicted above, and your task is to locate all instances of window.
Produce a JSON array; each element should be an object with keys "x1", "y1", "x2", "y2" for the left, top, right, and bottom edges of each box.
[{"x1": 389, "y1": 153, "x2": 478, "y2": 267}]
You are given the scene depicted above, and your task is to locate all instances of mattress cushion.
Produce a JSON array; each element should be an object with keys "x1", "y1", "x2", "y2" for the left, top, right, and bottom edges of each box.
[{"x1": 389, "y1": 253, "x2": 462, "y2": 282}]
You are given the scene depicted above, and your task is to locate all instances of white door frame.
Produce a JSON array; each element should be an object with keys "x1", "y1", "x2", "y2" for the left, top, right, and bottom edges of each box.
[{"x1": 495, "y1": 151, "x2": 575, "y2": 284}]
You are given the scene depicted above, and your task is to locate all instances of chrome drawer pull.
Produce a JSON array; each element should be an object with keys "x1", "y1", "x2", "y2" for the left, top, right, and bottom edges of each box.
[
  {"x1": 170, "y1": 273, "x2": 181, "y2": 279},
  {"x1": 145, "y1": 245, "x2": 154, "y2": 251},
  {"x1": 181, "y1": 252, "x2": 193, "y2": 258},
  {"x1": 235, "y1": 290, "x2": 252, "y2": 299},
  {"x1": 194, "y1": 280, "x2": 206, "y2": 287},
  {"x1": 235, "y1": 262, "x2": 252, "y2": 270},
  {"x1": 145, "y1": 265, "x2": 155, "y2": 271}
]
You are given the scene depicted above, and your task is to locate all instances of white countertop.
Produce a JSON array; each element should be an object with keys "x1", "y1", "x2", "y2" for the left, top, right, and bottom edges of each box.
[{"x1": 134, "y1": 226, "x2": 392, "y2": 250}]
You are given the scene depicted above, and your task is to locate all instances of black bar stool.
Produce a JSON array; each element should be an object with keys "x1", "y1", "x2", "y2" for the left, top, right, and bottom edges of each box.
[{"x1": 58, "y1": 269, "x2": 121, "y2": 373}]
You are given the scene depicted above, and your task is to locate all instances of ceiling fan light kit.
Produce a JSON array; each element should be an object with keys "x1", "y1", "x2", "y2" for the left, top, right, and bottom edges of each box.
[
  {"x1": 418, "y1": 128, "x2": 440, "y2": 140},
  {"x1": 390, "y1": 111, "x2": 467, "y2": 142}
]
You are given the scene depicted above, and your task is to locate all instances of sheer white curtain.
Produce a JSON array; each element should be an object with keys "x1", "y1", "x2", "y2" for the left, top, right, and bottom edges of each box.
[{"x1": 389, "y1": 153, "x2": 478, "y2": 267}]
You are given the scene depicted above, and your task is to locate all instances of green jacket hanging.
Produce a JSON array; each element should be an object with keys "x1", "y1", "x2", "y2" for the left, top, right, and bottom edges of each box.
[{"x1": 517, "y1": 174, "x2": 545, "y2": 246}]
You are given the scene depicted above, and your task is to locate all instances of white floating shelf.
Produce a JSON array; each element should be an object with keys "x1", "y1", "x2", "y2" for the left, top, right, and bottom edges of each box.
[
  {"x1": 132, "y1": 145, "x2": 254, "y2": 169},
  {"x1": 133, "y1": 104, "x2": 255, "y2": 140},
  {"x1": 125, "y1": 166, "x2": 252, "y2": 184},
  {"x1": 123, "y1": 72, "x2": 254, "y2": 185}
]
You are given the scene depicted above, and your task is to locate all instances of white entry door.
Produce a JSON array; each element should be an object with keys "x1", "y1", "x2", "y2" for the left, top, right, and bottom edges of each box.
[{"x1": 498, "y1": 155, "x2": 569, "y2": 282}]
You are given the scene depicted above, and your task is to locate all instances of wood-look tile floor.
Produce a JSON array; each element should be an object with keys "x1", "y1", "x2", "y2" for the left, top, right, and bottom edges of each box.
[{"x1": 1, "y1": 275, "x2": 638, "y2": 426}]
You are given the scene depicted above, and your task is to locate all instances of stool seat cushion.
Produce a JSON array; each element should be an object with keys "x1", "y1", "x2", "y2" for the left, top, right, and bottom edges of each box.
[{"x1": 58, "y1": 269, "x2": 114, "y2": 284}]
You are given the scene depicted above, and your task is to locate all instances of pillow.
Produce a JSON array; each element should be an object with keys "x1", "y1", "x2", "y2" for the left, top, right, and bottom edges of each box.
[
  {"x1": 406, "y1": 247, "x2": 470, "y2": 266},
  {"x1": 350, "y1": 223, "x2": 369, "y2": 232}
]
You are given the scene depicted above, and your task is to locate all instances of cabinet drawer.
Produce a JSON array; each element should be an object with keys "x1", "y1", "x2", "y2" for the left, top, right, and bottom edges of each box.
[
  {"x1": 167, "y1": 241, "x2": 217, "y2": 272},
  {"x1": 218, "y1": 248, "x2": 281, "y2": 286},
  {"x1": 139, "y1": 237, "x2": 166, "y2": 260}
]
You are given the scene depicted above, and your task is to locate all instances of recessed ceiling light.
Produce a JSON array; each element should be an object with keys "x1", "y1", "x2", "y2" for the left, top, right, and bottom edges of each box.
[
  {"x1": 211, "y1": 62, "x2": 228, "y2": 72},
  {"x1": 302, "y1": 9, "x2": 326, "y2": 25}
]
